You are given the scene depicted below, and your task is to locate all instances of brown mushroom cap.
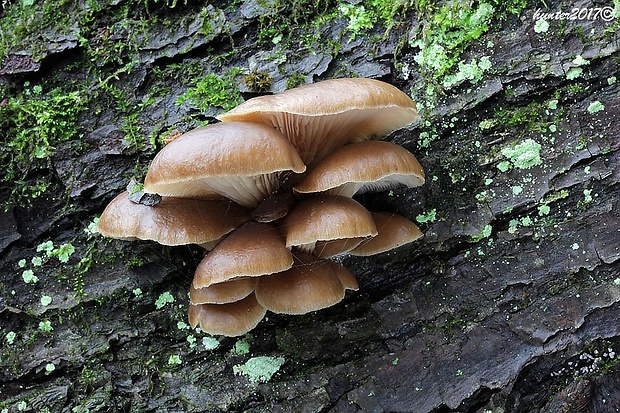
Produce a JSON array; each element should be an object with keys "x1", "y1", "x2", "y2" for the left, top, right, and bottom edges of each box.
[
  {"x1": 217, "y1": 78, "x2": 418, "y2": 165},
  {"x1": 96, "y1": 191, "x2": 250, "y2": 246},
  {"x1": 193, "y1": 222, "x2": 293, "y2": 289},
  {"x1": 143, "y1": 121, "x2": 306, "y2": 207},
  {"x1": 313, "y1": 237, "x2": 367, "y2": 258},
  {"x1": 280, "y1": 195, "x2": 377, "y2": 251},
  {"x1": 350, "y1": 212, "x2": 423, "y2": 256},
  {"x1": 190, "y1": 278, "x2": 258, "y2": 305},
  {"x1": 255, "y1": 252, "x2": 356, "y2": 314},
  {"x1": 188, "y1": 293, "x2": 266, "y2": 337},
  {"x1": 294, "y1": 141, "x2": 425, "y2": 197}
]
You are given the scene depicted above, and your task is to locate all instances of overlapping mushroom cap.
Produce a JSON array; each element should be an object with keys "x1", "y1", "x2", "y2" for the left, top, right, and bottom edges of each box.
[
  {"x1": 97, "y1": 77, "x2": 426, "y2": 337},
  {"x1": 217, "y1": 78, "x2": 419, "y2": 165},
  {"x1": 144, "y1": 121, "x2": 306, "y2": 207}
]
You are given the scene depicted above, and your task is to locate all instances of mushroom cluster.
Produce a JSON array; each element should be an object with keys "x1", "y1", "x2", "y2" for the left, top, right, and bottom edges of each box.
[{"x1": 98, "y1": 78, "x2": 426, "y2": 337}]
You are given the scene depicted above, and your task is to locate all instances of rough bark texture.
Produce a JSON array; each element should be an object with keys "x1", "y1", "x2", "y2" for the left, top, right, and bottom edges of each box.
[{"x1": 1, "y1": 0, "x2": 619, "y2": 412}]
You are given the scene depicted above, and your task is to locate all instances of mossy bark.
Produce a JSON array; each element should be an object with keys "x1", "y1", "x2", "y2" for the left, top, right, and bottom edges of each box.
[{"x1": 1, "y1": 0, "x2": 619, "y2": 412}]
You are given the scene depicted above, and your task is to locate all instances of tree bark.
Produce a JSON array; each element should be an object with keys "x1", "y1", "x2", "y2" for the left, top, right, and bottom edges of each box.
[{"x1": 1, "y1": 0, "x2": 619, "y2": 412}]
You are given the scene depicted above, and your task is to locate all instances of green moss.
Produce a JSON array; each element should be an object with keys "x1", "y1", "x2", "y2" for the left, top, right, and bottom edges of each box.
[
  {"x1": 0, "y1": 83, "x2": 88, "y2": 207},
  {"x1": 416, "y1": 209, "x2": 437, "y2": 224},
  {"x1": 411, "y1": 3, "x2": 495, "y2": 81},
  {"x1": 176, "y1": 69, "x2": 243, "y2": 112}
]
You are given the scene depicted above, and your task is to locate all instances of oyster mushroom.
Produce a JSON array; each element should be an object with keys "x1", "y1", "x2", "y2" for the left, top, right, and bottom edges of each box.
[
  {"x1": 280, "y1": 194, "x2": 378, "y2": 256},
  {"x1": 350, "y1": 212, "x2": 423, "y2": 256},
  {"x1": 143, "y1": 121, "x2": 306, "y2": 207},
  {"x1": 294, "y1": 140, "x2": 425, "y2": 197},
  {"x1": 189, "y1": 278, "x2": 258, "y2": 305},
  {"x1": 188, "y1": 293, "x2": 266, "y2": 337},
  {"x1": 217, "y1": 78, "x2": 418, "y2": 165},
  {"x1": 96, "y1": 191, "x2": 250, "y2": 248},
  {"x1": 192, "y1": 221, "x2": 293, "y2": 289},
  {"x1": 255, "y1": 252, "x2": 358, "y2": 315}
]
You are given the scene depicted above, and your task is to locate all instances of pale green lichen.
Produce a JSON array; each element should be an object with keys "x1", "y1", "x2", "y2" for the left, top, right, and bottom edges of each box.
[
  {"x1": 231, "y1": 338, "x2": 251, "y2": 355},
  {"x1": 45, "y1": 363, "x2": 56, "y2": 373},
  {"x1": 84, "y1": 217, "x2": 100, "y2": 235},
  {"x1": 132, "y1": 288, "x2": 143, "y2": 297},
  {"x1": 202, "y1": 336, "x2": 220, "y2": 350},
  {"x1": 155, "y1": 291, "x2": 175, "y2": 309},
  {"x1": 18, "y1": 259, "x2": 26, "y2": 268},
  {"x1": 442, "y1": 56, "x2": 492, "y2": 89},
  {"x1": 500, "y1": 139, "x2": 542, "y2": 170},
  {"x1": 512, "y1": 185, "x2": 523, "y2": 195},
  {"x1": 587, "y1": 101, "x2": 605, "y2": 114},
  {"x1": 39, "y1": 320, "x2": 53, "y2": 333},
  {"x1": 471, "y1": 224, "x2": 493, "y2": 242},
  {"x1": 22, "y1": 269, "x2": 38, "y2": 284},
  {"x1": 233, "y1": 356, "x2": 285, "y2": 383},
  {"x1": 566, "y1": 67, "x2": 583, "y2": 80},
  {"x1": 31, "y1": 256, "x2": 42, "y2": 266},
  {"x1": 537, "y1": 205, "x2": 551, "y2": 216},
  {"x1": 6, "y1": 331, "x2": 16, "y2": 345},
  {"x1": 36, "y1": 240, "x2": 54, "y2": 256},
  {"x1": 608, "y1": 76, "x2": 617, "y2": 85},
  {"x1": 40, "y1": 295, "x2": 53, "y2": 306},
  {"x1": 533, "y1": 19, "x2": 549, "y2": 33},
  {"x1": 187, "y1": 335, "x2": 197, "y2": 348}
]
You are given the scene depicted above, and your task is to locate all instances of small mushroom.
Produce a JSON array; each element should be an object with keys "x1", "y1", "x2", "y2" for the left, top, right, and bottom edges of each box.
[
  {"x1": 193, "y1": 222, "x2": 293, "y2": 289},
  {"x1": 280, "y1": 194, "x2": 378, "y2": 255},
  {"x1": 350, "y1": 212, "x2": 423, "y2": 256},
  {"x1": 188, "y1": 293, "x2": 266, "y2": 337},
  {"x1": 217, "y1": 78, "x2": 418, "y2": 165},
  {"x1": 294, "y1": 141, "x2": 425, "y2": 197},
  {"x1": 189, "y1": 278, "x2": 258, "y2": 305},
  {"x1": 255, "y1": 252, "x2": 357, "y2": 314},
  {"x1": 143, "y1": 121, "x2": 306, "y2": 207},
  {"x1": 96, "y1": 191, "x2": 250, "y2": 247}
]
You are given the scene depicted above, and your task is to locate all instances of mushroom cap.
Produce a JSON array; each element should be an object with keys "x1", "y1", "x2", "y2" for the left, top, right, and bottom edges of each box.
[
  {"x1": 313, "y1": 237, "x2": 366, "y2": 258},
  {"x1": 280, "y1": 195, "x2": 378, "y2": 250},
  {"x1": 96, "y1": 191, "x2": 250, "y2": 246},
  {"x1": 143, "y1": 121, "x2": 306, "y2": 207},
  {"x1": 255, "y1": 252, "x2": 356, "y2": 314},
  {"x1": 350, "y1": 212, "x2": 423, "y2": 256},
  {"x1": 217, "y1": 78, "x2": 418, "y2": 165},
  {"x1": 193, "y1": 222, "x2": 293, "y2": 289},
  {"x1": 294, "y1": 141, "x2": 425, "y2": 197},
  {"x1": 188, "y1": 293, "x2": 266, "y2": 337},
  {"x1": 190, "y1": 277, "x2": 258, "y2": 305}
]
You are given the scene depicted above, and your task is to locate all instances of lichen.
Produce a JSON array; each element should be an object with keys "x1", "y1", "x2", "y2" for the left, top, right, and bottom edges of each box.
[
  {"x1": 233, "y1": 356, "x2": 285, "y2": 383},
  {"x1": 500, "y1": 139, "x2": 543, "y2": 170},
  {"x1": 155, "y1": 292, "x2": 175, "y2": 309},
  {"x1": 587, "y1": 101, "x2": 605, "y2": 114}
]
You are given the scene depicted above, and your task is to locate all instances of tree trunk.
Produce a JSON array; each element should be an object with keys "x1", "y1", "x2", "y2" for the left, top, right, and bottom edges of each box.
[{"x1": 1, "y1": 0, "x2": 619, "y2": 412}]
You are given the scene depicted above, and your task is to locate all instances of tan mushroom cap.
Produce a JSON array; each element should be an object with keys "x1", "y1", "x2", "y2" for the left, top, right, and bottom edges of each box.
[
  {"x1": 96, "y1": 191, "x2": 250, "y2": 246},
  {"x1": 143, "y1": 121, "x2": 306, "y2": 207},
  {"x1": 255, "y1": 252, "x2": 356, "y2": 314},
  {"x1": 294, "y1": 141, "x2": 425, "y2": 197},
  {"x1": 190, "y1": 278, "x2": 258, "y2": 305},
  {"x1": 313, "y1": 237, "x2": 367, "y2": 258},
  {"x1": 280, "y1": 195, "x2": 378, "y2": 251},
  {"x1": 188, "y1": 293, "x2": 266, "y2": 337},
  {"x1": 193, "y1": 222, "x2": 293, "y2": 289},
  {"x1": 350, "y1": 212, "x2": 423, "y2": 256},
  {"x1": 217, "y1": 78, "x2": 418, "y2": 165}
]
